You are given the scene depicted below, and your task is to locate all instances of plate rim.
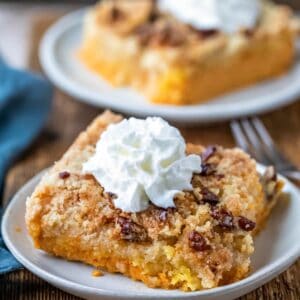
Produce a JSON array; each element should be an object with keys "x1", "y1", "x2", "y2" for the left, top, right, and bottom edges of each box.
[
  {"x1": 39, "y1": 8, "x2": 300, "y2": 124},
  {"x1": 2, "y1": 166, "x2": 300, "y2": 299}
]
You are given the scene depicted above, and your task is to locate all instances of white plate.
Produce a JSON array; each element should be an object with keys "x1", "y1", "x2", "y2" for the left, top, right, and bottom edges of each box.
[
  {"x1": 39, "y1": 9, "x2": 300, "y2": 124},
  {"x1": 2, "y1": 166, "x2": 300, "y2": 300}
]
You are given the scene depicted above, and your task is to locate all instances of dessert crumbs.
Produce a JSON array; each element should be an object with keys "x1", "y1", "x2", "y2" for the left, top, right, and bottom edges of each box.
[
  {"x1": 92, "y1": 270, "x2": 103, "y2": 277},
  {"x1": 15, "y1": 226, "x2": 22, "y2": 233}
]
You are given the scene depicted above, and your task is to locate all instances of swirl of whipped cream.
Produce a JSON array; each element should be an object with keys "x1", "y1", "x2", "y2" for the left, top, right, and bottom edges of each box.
[
  {"x1": 158, "y1": 0, "x2": 261, "y2": 34},
  {"x1": 83, "y1": 117, "x2": 201, "y2": 212}
]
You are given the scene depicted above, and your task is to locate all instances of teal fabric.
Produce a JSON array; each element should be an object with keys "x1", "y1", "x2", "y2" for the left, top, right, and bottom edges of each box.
[
  {"x1": 0, "y1": 60, "x2": 53, "y2": 274},
  {"x1": 0, "y1": 209, "x2": 23, "y2": 274}
]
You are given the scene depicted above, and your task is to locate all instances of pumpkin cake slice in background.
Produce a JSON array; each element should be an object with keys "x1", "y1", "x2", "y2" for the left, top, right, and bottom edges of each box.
[{"x1": 79, "y1": 0, "x2": 299, "y2": 105}]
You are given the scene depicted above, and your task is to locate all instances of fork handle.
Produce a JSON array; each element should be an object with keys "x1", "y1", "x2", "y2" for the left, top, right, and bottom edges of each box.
[{"x1": 281, "y1": 170, "x2": 300, "y2": 185}]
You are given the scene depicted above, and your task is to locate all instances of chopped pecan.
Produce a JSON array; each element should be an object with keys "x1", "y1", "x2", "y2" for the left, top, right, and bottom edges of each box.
[
  {"x1": 215, "y1": 174, "x2": 225, "y2": 180},
  {"x1": 201, "y1": 188, "x2": 219, "y2": 206},
  {"x1": 98, "y1": 0, "x2": 155, "y2": 34},
  {"x1": 59, "y1": 171, "x2": 70, "y2": 179},
  {"x1": 238, "y1": 216, "x2": 256, "y2": 231},
  {"x1": 158, "y1": 209, "x2": 168, "y2": 222},
  {"x1": 109, "y1": 5, "x2": 124, "y2": 22},
  {"x1": 152, "y1": 23, "x2": 185, "y2": 46},
  {"x1": 106, "y1": 192, "x2": 117, "y2": 199},
  {"x1": 136, "y1": 21, "x2": 185, "y2": 47},
  {"x1": 200, "y1": 163, "x2": 216, "y2": 176},
  {"x1": 196, "y1": 29, "x2": 219, "y2": 39},
  {"x1": 188, "y1": 231, "x2": 211, "y2": 251},
  {"x1": 135, "y1": 23, "x2": 154, "y2": 46},
  {"x1": 201, "y1": 146, "x2": 217, "y2": 162},
  {"x1": 242, "y1": 28, "x2": 255, "y2": 38},
  {"x1": 148, "y1": 6, "x2": 160, "y2": 23},
  {"x1": 211, "y1": 208, "x2": 235, "y2": 230},
  {"x1": 155, "y1": 207, "x2": 175, "y2": 222},
  {"x1": 100, "y1": 215, "x2": 115, "y2": 225},
  {"x1": 117, "y1": 217, "x2": 148, "y2": 242}
]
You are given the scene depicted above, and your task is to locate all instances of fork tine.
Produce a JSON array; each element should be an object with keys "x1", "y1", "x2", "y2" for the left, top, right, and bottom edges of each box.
[
  {"x1": 251, "y1": 117, "x2": 294, "y2": 169},
  {"x1": 231, "y1": 118, "x2": 300, "y2": 182},
  {"x1": 239, "y1": 119, "x2": 272, "y2": 165},
  {"x1": 230, "y1": 120, "x2": 249, "y2": 153},
  {"x1": 251, "y1": 117, "x2": 276, "y2": 148},
  {"x1": 231, "y1": 119, "x2": 265, "y2": 163}
]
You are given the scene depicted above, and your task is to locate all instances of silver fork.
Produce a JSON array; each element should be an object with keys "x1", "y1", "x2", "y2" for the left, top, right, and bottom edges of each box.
[{"x1": 230, "y1": 117, "x2": 300, "y2": 182}]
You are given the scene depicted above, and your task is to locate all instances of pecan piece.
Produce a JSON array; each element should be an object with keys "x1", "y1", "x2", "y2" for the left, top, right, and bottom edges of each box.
[
  {"x1": 196, "y1": 29, "x2": 219, "y2": 39},
  {"x1": 238, "y1": 216, "x2": 256, "y2": 231},
  {"x1": 158, "y1": 209, "x2": 168, "y2": 222},
  {"x1": 109, "y1": 5, "x2": 124, "y2": 22},
  {"x1": 135, "y1": 23, "x2": 154, "y2": 46},
  {"x1": 117, "y1": 217, "x2": 148, "y2": 242},
  {"x1": 188, "y1": 231, "x2": 211, "y2": 251},
  {"x1": 201, "y1": 188, "x2": 219, "y2": 206},
  {"x1": 136, "y1": 20, "x2": 186, "y2": 47},
  {"x1": 201, "y1": 146, "x2": 217, "y2": 162},
  {"x1": 148, "y1": 9, "x2": 159, "y2": 23},
  {"x1": 154, "y1": 207, "x2": 175, "y2": 223},
  {"x1": 107, "y1": 192, "x2": 117, "y2": 199},
  {"x1": 59, "y1": 171, "x2": 70, "y2": 179},
  {"x1": 153, "y1": 23, "x2": 185, "y2": 47},
  {"x1": 200, "y1": 163, "x2": 216, "y2": 176},
  {"x1": 211, "y1": 208, "x2": 235, "y2": 230},
  {"x1": 242, "y1": 28, "x2": 255, "y2": 38},
  {"x1": 98, "y1": 0, "x2": 155, "y2": 34}
]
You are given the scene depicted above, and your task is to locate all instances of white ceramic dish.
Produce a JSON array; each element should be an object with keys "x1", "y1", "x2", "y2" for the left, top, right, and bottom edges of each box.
[
  {"x1": 39, "y1": 9, "x2": 300, "y2": 124},
  {"x1": 2, "y1": 166, "x2": 300, "y2": 300}
]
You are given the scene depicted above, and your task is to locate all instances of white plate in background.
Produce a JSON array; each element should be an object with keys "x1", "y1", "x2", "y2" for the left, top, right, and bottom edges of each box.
[
  {"x1": 2, "y1": 166, "x2": 300, "y2": 300},
  {"x1": 39, "y1": 9, "x2": 300, "y2": 124}
]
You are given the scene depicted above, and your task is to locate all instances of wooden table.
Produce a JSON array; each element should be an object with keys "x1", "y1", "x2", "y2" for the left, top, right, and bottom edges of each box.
[{"x1": 0, "y1": 13, "x2": 300, "y2": 300}]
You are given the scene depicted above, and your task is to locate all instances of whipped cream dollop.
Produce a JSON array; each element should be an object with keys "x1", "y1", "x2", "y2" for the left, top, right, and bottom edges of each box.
[
  {"x1": 158, "y1": 0, "x2": 261, "y2": 34},
  {"x1": 83, "y1": 117, "x2": 201, "y2": 212}
]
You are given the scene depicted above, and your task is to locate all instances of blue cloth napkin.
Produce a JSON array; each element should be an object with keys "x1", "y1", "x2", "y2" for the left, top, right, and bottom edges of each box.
[
  {"x1": 0, "y1": 59, "x2": 53, "y2": 275},
  {"x1": 0, "y1": 209, "x2": 23, "y2": 274}
]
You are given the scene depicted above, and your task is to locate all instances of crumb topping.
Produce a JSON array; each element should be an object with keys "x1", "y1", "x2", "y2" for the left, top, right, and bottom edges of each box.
[{"x1": 90, "y1": 0, "x2": 295, "y2": 63}]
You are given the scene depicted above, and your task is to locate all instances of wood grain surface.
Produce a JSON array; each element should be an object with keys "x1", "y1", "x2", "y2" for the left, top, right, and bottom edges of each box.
[{"x1": 0, "y1": 14, "x2": 299, "y2": 300}]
